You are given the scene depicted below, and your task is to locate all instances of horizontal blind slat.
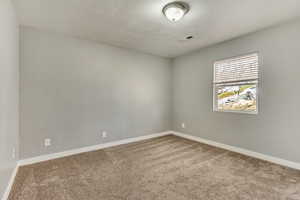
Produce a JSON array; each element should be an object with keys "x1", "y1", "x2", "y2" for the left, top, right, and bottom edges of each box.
[{"x1": 214, "y1": 53, "x2": 259, "y2": 83}]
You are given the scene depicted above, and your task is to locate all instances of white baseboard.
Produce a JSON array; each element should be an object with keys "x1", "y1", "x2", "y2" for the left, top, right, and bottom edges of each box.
[
  {"x1": 4, "y1": 130, "x2": 300, "y2": 200},
  {"x1": 18, "y1": 131, "x2": 171, "y2": 166},
  {"x1": 1, "y1": 164, "x2": 19, "y2": 200},
  {"x1": 18, "y1": 130, "x2": 300, "y2": 170},
  {"x1": 171, "y1": 131, "x2": 300, "y2": 170}
]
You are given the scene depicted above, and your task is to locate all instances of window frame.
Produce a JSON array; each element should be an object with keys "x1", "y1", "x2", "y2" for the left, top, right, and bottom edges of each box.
[{"x1": 212, "y1": 52, "x2": 260, "y2": 115}]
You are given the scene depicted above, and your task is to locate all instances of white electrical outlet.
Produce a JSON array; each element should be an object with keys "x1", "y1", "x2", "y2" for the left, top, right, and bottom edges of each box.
[
  {"x1": 44, "y1": 138, "x2": 51, "y2": 147},
  {"x1": 181, "y1": 123, "x2": 186, "y2": 129},
  {"x1": 12, "y1": 148, "x2": 16, "y2": 159},
  {"x1": 102, "y1": 131, "x2": 107, "y2": 138}
]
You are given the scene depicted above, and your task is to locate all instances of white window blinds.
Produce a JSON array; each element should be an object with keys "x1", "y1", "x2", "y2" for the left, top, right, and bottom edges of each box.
[{"x1": 214, "y1": 53, "x2": 258, "y2": 84}]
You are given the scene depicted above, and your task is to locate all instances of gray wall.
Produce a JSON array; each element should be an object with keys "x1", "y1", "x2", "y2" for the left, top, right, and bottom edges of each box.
[
  {"x1": 20, "y1": 27, "x2": 172, "y2": 159},
  {"x1": 0, "y1": 0, "x2": 19, "y2": 198},
  {"x1": 172, "y1": 19, "x2": 300, "y2": 163}
]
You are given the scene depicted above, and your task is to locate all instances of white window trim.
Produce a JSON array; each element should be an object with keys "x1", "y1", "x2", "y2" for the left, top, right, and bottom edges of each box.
[{"x1": 213, "y1": 52, "x2": 260, "y2": 115}]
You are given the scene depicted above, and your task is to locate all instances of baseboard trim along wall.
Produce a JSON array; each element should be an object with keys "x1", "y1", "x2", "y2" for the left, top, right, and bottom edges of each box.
[
  {"x1": 1, "y1": 165, "x2": 19, "y2": 200},
  {"x1": 172, "y1": 131, "x2": 300, "y2": 170},
  {"x1": 18, "y1": 131, "x2": 171, "y2": 166},
  {"x1": 5, "y1": 130, "x2": 300, "y2": 200},
  {"x1": 18, "y1": 130, "x2": 300, "y2": 170}
]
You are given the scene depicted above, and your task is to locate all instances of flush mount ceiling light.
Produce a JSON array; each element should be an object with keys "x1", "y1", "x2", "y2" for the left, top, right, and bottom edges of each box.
[{"x1": 163, "y1": 1, "x2": 189, "y2": 22}]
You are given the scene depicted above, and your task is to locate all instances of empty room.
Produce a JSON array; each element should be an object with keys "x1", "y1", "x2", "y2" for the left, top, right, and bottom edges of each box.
[{"x1": 1, "y1": 0, "x2": 300, "y2": 199}]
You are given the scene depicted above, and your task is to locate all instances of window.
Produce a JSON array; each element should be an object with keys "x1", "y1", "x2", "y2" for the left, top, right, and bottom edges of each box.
[{"x1": 213, "y1": 53, "x2": 259, "y2": 114}]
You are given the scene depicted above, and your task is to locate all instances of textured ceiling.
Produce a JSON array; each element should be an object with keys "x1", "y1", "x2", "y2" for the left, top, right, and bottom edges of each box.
[{"x1": 13, "y1": 0, "x2": 300, "y2": 58}]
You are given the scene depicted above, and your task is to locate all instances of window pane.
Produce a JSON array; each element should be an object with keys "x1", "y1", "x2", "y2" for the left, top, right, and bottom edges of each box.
[{"x1": 216, "y1": 84, "x2": 257, "y2": 112}]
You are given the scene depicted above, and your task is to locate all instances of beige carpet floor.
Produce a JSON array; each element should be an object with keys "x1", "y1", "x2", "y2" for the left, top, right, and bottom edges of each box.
[{"x1": 9, "y1": 135, "x2": 300, "y2": 200}]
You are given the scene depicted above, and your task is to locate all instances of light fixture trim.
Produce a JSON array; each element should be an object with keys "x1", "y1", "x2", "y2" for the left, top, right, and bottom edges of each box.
[{"x1": 163, "y1": 1, "x2": 190, "y2": 22}]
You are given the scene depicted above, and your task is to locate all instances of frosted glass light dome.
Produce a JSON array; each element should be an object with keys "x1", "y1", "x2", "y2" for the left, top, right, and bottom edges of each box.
[{"x1": 163, "y1": 2, "x2": 189, "y2": 22}]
